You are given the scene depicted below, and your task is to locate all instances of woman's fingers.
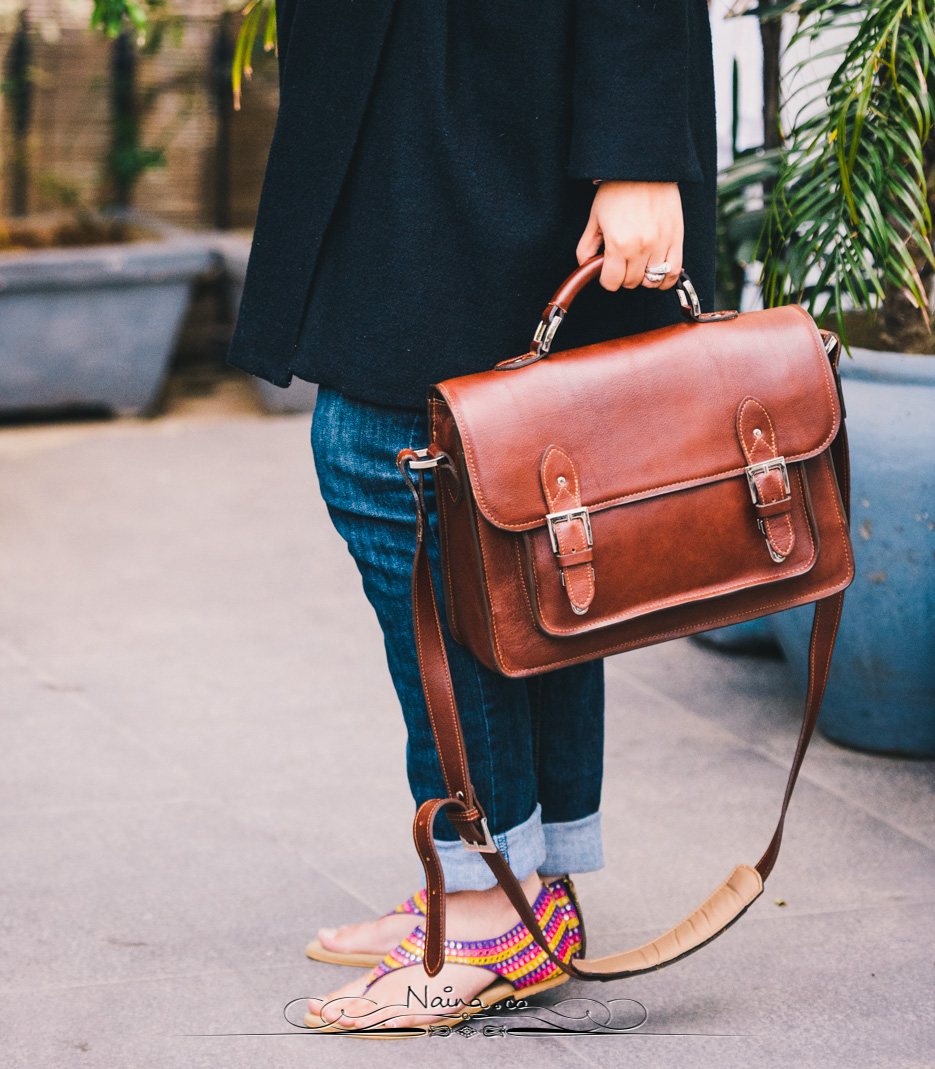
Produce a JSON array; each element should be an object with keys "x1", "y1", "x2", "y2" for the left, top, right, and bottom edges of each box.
[
  {"x1": 576, "y1": 207, "x2": 603, "y2": 266},
  {"x1": 603, "y1": 240, "x2": 677, "y2": 291},
  {"x1": 599, "y1": 246, "x2": 628, "y2": 291},
  {"x1": 604, "y1": 238, "x2": 683, "y2": 291},
  {"x1": 581, "y1": 181, "x2": 685, "y2": 292},
  {"x1": 622, "y1": 243, "x2": 656, "y2": 290}
]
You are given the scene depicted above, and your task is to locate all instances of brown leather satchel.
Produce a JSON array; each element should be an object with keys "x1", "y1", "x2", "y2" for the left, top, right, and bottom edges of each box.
[{"x1": 397, "y1": 255, "x2": 854, "y2": 981}]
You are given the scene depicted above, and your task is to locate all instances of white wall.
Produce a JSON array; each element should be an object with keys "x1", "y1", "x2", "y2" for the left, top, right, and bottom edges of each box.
[{"x1": 710, "y1": 0, "x2": 766, "y2": 169}]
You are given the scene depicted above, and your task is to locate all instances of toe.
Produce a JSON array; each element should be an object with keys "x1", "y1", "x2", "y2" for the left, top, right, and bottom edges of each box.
[
  {"x1": 316, "y1": 926, "x2": 340, "y2": 949},
  {"x1": 309, "y1": 994, "x2": 351, "y2": 1027},
  {"x1": 309, "y1": 972, "x2": 374, "y2": 1028},
  {"x1": 305, "y1": 997, "x2": 330, "y2": 1026}
]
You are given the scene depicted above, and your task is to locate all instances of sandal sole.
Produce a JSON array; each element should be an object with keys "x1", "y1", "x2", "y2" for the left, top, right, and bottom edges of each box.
[{"x1": 305, "y1": 939, "x2": 385, "y2": 968}]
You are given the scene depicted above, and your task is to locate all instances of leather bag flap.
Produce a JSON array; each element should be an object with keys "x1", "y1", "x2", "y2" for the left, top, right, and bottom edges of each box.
[{"x1": 435, "y1": 305, "x2": 840, "y2": 531}]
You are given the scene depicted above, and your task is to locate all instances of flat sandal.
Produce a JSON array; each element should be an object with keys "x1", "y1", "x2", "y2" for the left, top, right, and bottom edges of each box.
[{"x1": 303, "y1": 881, "x2": 581, "y2": 1037}]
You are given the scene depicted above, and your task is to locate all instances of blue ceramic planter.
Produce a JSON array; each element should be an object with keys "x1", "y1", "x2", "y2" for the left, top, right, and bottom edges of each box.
[
  {"x1": 770, "y1": 348, "x2": 935, "y2": 756},
  {"x1": 693, "y1": 617, "x2": 780, "y2": 655}
]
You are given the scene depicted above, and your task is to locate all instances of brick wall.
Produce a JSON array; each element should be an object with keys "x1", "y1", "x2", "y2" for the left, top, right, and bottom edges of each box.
[{"x1": 0, "y1": 1, "x2": 279, "y2": 228}]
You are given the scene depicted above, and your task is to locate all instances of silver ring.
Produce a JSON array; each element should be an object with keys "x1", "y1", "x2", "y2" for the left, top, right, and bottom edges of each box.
[
  {"x1": 645, "y1": 261, "x2": 671, "y2": 275},
  {"x1": 643, "y1": 271, "x2": 665, "y2": 284}
]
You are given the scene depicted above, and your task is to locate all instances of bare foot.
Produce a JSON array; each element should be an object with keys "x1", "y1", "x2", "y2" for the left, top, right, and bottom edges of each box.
[
  {"x1": 316, "y1": 911, "x2": 424, "y2": 958},
  {"x1": 308, "y1": 871, "x2": 547, "y2": 1031}
]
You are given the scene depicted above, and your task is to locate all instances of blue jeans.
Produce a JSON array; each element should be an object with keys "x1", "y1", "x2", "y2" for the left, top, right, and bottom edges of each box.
[{"x1": 311, "y1": 387, "x2": 605, "y2": 891}]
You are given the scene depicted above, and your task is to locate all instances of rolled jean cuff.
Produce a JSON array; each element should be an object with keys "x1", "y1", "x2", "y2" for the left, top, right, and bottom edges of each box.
[
  {"x1": 541, "y1": 811, "x2": 604, "y2": 876},
  {"x1": 434, "y1": 804, "x2": 546, "y2": 892}
]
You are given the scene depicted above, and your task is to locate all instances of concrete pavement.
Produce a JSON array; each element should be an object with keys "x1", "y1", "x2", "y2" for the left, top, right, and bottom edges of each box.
[{"x1": 0, "y1": 411, "x2": 932, "y2": 1068}]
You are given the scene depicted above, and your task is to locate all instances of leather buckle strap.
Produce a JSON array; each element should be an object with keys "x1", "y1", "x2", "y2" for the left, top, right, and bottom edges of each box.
[
  {"x1": 539, "y1": 446, "x2": 595, "y2": 616},
  {"x1": 745, "y1": 457, "x2": 790, "y2": 506},
  {"x1": 745, "y1": 458, "x2": 792, "y2": 562},
  {"x1": 736, "y1": 397, "x2": 796, "y2": 563}
]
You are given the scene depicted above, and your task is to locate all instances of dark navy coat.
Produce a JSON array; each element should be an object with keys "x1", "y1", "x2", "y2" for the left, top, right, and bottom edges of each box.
[{"x1": 227, "y1": 0, "x2": 717, "y2": 409}]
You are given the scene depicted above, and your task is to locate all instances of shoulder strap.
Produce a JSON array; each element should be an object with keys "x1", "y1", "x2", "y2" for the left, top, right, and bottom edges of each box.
[{"x1": 396, "y1": 424, "x2": 849, "y2": 981}]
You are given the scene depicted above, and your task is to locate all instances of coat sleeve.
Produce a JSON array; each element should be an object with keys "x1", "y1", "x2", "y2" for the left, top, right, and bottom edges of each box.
[{"x1": 568, "y1": 0, "x2": 704, "y2": 184}]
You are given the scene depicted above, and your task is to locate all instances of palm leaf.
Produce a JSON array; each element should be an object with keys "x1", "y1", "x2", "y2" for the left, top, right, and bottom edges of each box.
[
  {"x1": 91, "y1": 1, "x2": 278, "y2": 106},
  {"x1": 761, "y1": 0, "x2": 935, "y2": 345}
]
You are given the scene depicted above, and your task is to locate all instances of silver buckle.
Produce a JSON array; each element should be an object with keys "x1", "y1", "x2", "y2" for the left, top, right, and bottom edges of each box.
[
  {"x1": 459, "y1": 817, "x2": 497, "y2": 854},
  {"x1": 532, "y1": 308, "x2": 564, "y2": 355},
  {"x1": 756, "y1": 521, "x2": 788, "y2": 563},
  {"x1": 545, "y1": 507, "x2": 592, "y2": 554},
  {"x1": 745, "y1": 458, "x2": 790, "y2": 506},
  {"x1": 407, "y1": 447, "x2": 444, "y2": 471}
]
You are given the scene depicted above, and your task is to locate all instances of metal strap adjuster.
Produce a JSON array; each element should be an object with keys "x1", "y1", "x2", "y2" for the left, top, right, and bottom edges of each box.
[
  {"x1": 745, "y1": 458, "x2": 790, "y2": 506},
  {"x1": 532, "y1": 307, "x2": 564, "y2": 356},
  {"x1": 406, "y1": 447, "x2": 447, "y2": 471},
  {"x1": 459, "y1": 817, "x2": 497, "y2": 854},
  {"x1": 545, "y1": 506, "x2": 592, "y2": 554}
]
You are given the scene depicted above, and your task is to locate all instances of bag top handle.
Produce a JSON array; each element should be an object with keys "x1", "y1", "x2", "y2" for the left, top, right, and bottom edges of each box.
[{"x1": 496, "y1": 255, "x2": 738, "y2": 371}]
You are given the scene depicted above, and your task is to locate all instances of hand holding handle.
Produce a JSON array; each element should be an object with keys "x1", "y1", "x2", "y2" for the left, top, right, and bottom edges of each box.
[{"x1": 496, "y1": 256, "x2": 738, "y2": 371}]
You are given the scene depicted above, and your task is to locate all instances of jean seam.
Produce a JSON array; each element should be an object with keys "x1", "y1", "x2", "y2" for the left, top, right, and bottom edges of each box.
[
  {"x1": 406, "y1": 408, "x2": 423, "y2": 452},
  {"x1": 468, "y1": 655, "x2": 500, "y2": 837},
  {"x1": 530, "y1": 675, "x2": 542, "y2": 786}
]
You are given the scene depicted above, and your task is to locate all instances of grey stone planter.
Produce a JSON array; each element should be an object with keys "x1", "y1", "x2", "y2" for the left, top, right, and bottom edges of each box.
[
  {"x1": 0, "y1": 230, "x2": 214, "y2": 417},
  {"x1": 213, "y1": 232, "x2": 318, "y2": 415}
]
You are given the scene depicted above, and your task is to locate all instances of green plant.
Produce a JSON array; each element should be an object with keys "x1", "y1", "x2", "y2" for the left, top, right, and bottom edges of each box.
[
  {"x1": 232, "y1": 0, "x2": 276, "y2": 109},
  {"x1": 90, "y1": 0, "x2": 276, "y2": 108},
  {"x1": 717, "y1": 149, "x2": 782, "y2": 309},
  {"x1": 762, "y1": 0, "x2": 935, "y2": 352},
  {"x1": 2, "y1": 10, "x2": 32, "y2": 216},
  {"x1": 105, "y1": 29, "x2": 166, "y2": 208},
  {"x1": 91, "y1": 0, "x2": 165, "y2": 38}
]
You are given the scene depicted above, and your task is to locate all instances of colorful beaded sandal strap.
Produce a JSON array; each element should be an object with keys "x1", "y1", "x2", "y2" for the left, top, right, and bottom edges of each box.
[
  {"x1": 546, "y1": 876, "x2": 585, "y2": 958},
  {"x1": 387, "y1": 887, "x2": 428, "y2": 918},
  {"x1": 364, "y1": 885, "x2": 577, "y2": 995}
]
